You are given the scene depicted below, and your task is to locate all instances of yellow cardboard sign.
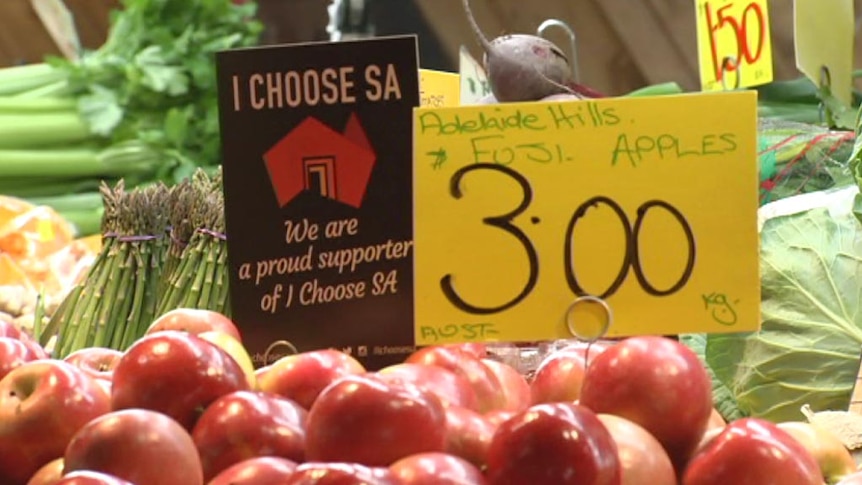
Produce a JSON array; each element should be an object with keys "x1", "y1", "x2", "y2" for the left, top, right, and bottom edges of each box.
[
  {"x1": 694, "y1": 0, "x2": 774, "y2": 91},
  {"x1": 413, "y1": 92, "x2": 760, "y2": 345},
  {"x1": 794, "y1": 0, "x2": 855, "y2": 106},
  {"x1": 458, "y1": 46, "x2": 492, "y2": 105},
  {"x1": 419, "y1": 69, "x2": 461, "y2": 108}
]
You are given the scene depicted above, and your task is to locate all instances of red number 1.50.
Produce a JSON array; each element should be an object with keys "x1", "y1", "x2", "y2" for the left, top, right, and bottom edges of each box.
[{"x1": 703, "y1": 1, "x2": 766, "y2": 82}]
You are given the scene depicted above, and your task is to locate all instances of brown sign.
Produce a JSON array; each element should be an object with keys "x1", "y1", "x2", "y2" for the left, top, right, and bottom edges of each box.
[{"x1": 216, "y1": 36, "x2": 420, "y2": 369}]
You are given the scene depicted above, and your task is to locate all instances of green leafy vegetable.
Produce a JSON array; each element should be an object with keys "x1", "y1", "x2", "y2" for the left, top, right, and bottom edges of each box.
[
  {"x1": 706, "y1": 187, "x2": 862, "y2": 421},
  {"x1": 679, "y1": 333, "x2": 746, "y2": 422},
  {"x1": 45, "y1": 0, "x2": 263, "y2": 182},
  {"x1": 0, "y1": 0, "x2": 262, "y2": 235},
  {"x1": 819, "y1": 87, "x2": 859, "y2": 131}
]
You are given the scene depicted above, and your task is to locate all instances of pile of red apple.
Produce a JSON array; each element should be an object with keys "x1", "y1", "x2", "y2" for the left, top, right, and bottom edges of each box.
[{"x1": 1, "y1": 309, "x2": 861, "y2": 485}]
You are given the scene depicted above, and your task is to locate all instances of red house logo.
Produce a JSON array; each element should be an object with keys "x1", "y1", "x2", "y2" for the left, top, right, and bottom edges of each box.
[{"x1": 263, "y1": 113, "x2": 376, "y2": 208}]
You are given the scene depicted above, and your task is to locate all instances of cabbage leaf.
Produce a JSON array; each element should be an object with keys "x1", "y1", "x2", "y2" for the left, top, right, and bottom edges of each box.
[
  {"x1": 679, "y1": 333, "x2": 745, "y2": 421},
  {"x1": 706, "y1": 197, "x2": 862, "y2": 422}
]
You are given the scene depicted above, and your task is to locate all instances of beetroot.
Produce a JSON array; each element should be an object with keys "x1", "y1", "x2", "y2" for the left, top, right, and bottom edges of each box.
[
  {"x1": 476, "y1": 93, "x2": 498, "y2": 104},
  {"x1": 462, "y1": 0, "x2": 574, "y2": 102},
  {"x1": 541, "y1": 92, "x2": 584, "y2": 102}
]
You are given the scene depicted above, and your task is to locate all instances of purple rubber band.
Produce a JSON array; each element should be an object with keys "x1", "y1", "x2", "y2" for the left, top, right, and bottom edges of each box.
[
  {"x1": 116, "y1": 234, "x2": 161, "y2": 242},
  {"x1": 103, "y1": 231, "x2": 163, "y2": 243},
  {"x1": 169, "y1": 232, "x2": 189, "y2": 247},
  {"x1": 196, "y1": 227, "x2": 227, "y2": 241}
]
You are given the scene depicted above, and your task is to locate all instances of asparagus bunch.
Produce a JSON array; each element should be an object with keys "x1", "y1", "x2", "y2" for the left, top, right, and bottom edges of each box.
[
  {"x1": 158, "y1": 178, "x2": 198, "y2": 297},
  {"x1": 38, "y1": 169, "x2": 233, "y2": 355},
  {"x1": 156, "y1": 170, "x2": 230, "y2": 317},
  {"x1": 42, "y1": 181, "x2": 170, "y2": 355}
]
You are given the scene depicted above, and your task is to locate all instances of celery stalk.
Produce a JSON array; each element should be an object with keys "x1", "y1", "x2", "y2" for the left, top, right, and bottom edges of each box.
[
  {"x1": 14, "y1": 80, "x2": 71, "y2": 99},
  {"x1": 0, "y1": 149, "x2": 139, "y2": 177},
  {"x1": 0, "y1": 63, "x2": 67, "y2": 96},
  {"x1": 0, "y1": 178, "x2": 104, "y2": 198},
  {"x1": 0, "y1": 142, "x2": 161, "y2": 178},
  {"x1": 0, "y1": 113, "x2": 90, "y2": 148},
  {"x1": 0, "y1": 97, "x2": 77, "y2": 114},
  {"x1": 26, "y1": 192, "x2": 104, "y2": 236},
  {"x1": 61, "y1": 208, "x2": 104, "y2": 237},
  {"x1": 27, "y1": 192, "x2": 103, "y2": 213},
  {"x1": 624, "y1": 82, "x2": 685, "y2": 97}
]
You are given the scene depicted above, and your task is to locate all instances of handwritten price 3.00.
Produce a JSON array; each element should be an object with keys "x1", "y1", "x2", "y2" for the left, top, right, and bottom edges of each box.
[{"x1": 440, "y1": 163, "x2": 697, "y2": 315}]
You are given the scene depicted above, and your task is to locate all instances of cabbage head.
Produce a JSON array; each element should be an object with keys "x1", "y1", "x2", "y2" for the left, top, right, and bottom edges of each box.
[{"x1": 706, "y1": 187, "x2": 862, "y2": 422}]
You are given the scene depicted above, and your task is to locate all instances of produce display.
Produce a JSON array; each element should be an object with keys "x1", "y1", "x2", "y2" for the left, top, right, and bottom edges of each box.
[{"x1": 0, "y1": 311, "x2": 860, "y2": 484}]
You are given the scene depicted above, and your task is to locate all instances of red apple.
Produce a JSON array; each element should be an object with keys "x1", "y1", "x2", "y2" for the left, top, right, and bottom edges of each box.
[
  {"x1": 683, "y1": 418, "x2": 822, "y2": 485},
  {"x1": 0, "y1": 337, "x2": 39, "y2": 381},
  {"x1": 694, "y1": 426, "x2": 724, "y2": 455},
  {"x1": 286, "y1": 463, "x2": 399, "y2": 485},
  {"x1": 25, "y1": 458, "x2": 63, "y2": 485},
  {"x1": 63, "y1": 409, "x2": 203, "y2": 485},
  {"x1": 0, "y1": 319, "x2": 25, "y2": 340},
  {"x1": 406, "y1": 346, "x2": 505, "y2": 413},
  {"x1": 598, "y1": 414, "x2": 676, "y2": 485},
  {"x1": 0, "y1": 320, "x2": 47, "y2": 360},
  {"x1": 305, "y1": 373, "x2": 447, "y2": 466},
  {"x1": 146, "y1": 308, "x2": 241, "y2": 342},
  {"x1": 559, "y1": 340, "x2": 613, "y2": 356},
  {"x1": 111, "y1": 331, "x2": 251, "y2": 430},
  {"x1": 192, "y1": 390, "x2": 306, "y2": 480},
  {"x1": 580, "y1": 336, "x2": 712, "y2": 469},
  {"x1": 484, "y1": 409, "x2": 516, "y2": 428},
  {"x1": 390, "y1": 452, "x2": 488, "y2": 484},
  {"x1": 55, "y1": 471, "x2": 134, "y2": 484},
  {"x1": 63, "y1": 348, "x2": 122, "y2": 386},
  {"x1": 0, "y1": 320, "x2": 44, "y2": 357},
  {"x1": 208, "y1": 457, "x2": 297, "y2": 485},
  {"x1": 0, "y1": 360, "x2": 111, "y2": 484},
  {"x1": 197, "y1": 330, "x2": 257, "y2": 387},
  {"x1": 256, "y1": 349, "x2": 365, "y2": 410},
  {"x1": 777, "y1": 421, "x2": 856, "y2": 484},
  {"x1": 19, "y1": 336, "x2": 48, "y2": 360},
  {"x1": 377, "y1": 362, "x2": 478, "y2": 409},
  {"x1": 530, "y1": 342, "x2": 609, "y2": 405},
  {"x1": 481, "y1": 359, "x2": 530, "y2": 412},
  {"x1": 443, "y1": 405, "x2": 495, "y2": 468},
  {"x1": 486, "y1": 402, "x2": 621, "y2": 485},
  {"x1": 446, "y1": 343, "x2": 488, "y2": 358},
  {"x1": 253, "y1": 364, "x2": 271, "y2": 383}
]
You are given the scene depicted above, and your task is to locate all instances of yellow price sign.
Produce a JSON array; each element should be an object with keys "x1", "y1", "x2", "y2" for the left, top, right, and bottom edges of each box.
[
  {"x1": 694, "y1": 0, "x2": 774, "y2": 91},
  {"x1": 794, "y1": 0, "x2": 855, "y2": 106},
  {"x1": 413, "y1": 92, "x2": 760, "y2": 345},
  {"x1": 419, "y1": 69, "x2": 460, "y2": 108}
]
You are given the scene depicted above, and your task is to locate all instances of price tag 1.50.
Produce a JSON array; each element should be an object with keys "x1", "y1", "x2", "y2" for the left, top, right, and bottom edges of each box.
[
  {"x1": 694, "y1": 0, "x2": 774, "y2": 91},
  {"x1": 413, "y1": 92, "x2": 760, "y2": 345}
]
